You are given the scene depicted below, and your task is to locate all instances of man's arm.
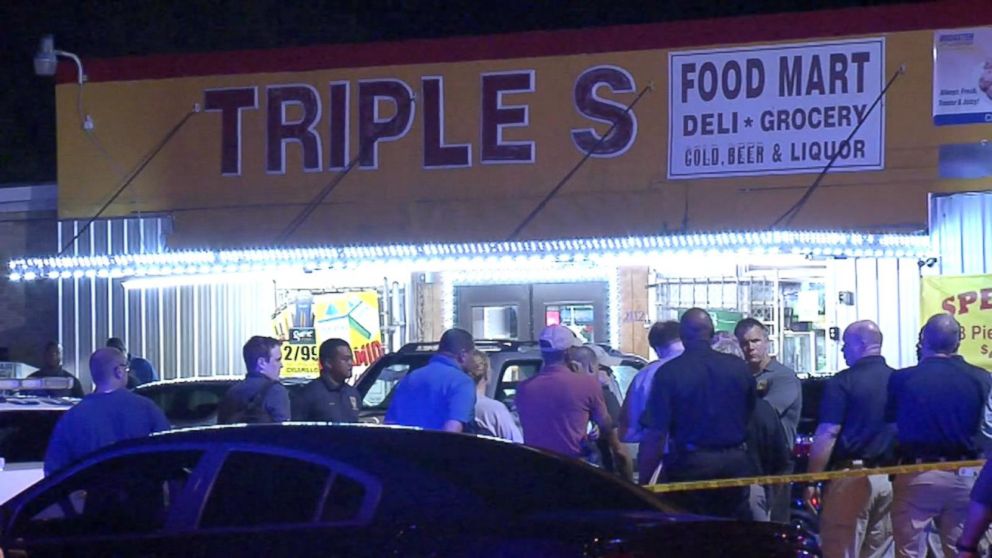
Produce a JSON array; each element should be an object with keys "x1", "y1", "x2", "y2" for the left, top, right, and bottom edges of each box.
[
  {"x1": 808, "y1": 423, "x2": 841, "y2": 474},
  {"x1": 442, "y1": 420, "x2": 464, "y2": 433},
  {"x1": 638, "y1": 429, "x2": 667, "y2": 484},
  {"x1": 43, "y1": 419, "x2": 70, "y2": 476},
  {"x1": 763, "y1": 369, "x2": 800, "y2": 416},
  {"x1": 266, "y1": 385, "x2": 292, "y2": 423},
  {"x1": 445, "y1": 376, "x2": 476, "y2": 434}
]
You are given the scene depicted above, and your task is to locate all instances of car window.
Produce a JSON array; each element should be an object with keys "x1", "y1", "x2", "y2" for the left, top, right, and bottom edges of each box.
[
  {"x1": 0, "y1": 410, "x2": 64, "y2": 463},
  {"x1": 612, "y1": 363, "x2": 642, "y2": 398},
  {"x1": 13, "y1": 450, "x2": 203, "y2": 538},
  {"x1": 200, "y1": 451, "x2": 369, "y2": 528},
  {"x1": 362, "y1": 364, "x2": 412, "y2": 408},
  {"x1": 494, "y1": 360, "x2": 541, "y2": 407},
  {"x1": 358, "y1": 354, "x2": 431, "y2": 410},
  {"x1": 140, "y1": 384, "x2": 229, "y2": 425}
]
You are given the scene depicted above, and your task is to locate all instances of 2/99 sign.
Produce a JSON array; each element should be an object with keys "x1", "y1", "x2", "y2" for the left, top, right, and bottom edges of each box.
[{"x1": 283, "y1": 344, "x2": 319, "y2": 362}]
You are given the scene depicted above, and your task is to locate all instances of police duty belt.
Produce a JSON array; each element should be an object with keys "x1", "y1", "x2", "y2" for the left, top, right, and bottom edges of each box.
[{"x1": 645, "y1": 459, "x2": 985, "y2": 493}]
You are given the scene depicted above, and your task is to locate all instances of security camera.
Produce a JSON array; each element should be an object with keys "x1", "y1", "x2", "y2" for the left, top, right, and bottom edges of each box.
[{"x1": 33, "y1": 35, "x2": 86, "y2": 84}]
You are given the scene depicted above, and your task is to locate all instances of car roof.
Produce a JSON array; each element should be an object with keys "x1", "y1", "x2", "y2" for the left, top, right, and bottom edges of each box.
[
  {"x1": 0, "y1": 396, "x2": 77, "y2": 412},
  {"x1": 135, "y1": 376, "x2": 312, "y2": 390}
]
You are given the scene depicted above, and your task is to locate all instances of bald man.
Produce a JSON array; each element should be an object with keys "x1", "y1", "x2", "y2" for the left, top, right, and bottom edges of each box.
[
  {"x1": 886, "y1": 314, "x2": 992, "y2": 558},
  {"x1": 805, "y1": 320, "x2": 896, "y2": 558},
  {"x1": 44, "y1": 348, "x2": 170, "y2": 475},
  {"x1": 640, "y1": 308, "x2": 756, "y2": 518}
]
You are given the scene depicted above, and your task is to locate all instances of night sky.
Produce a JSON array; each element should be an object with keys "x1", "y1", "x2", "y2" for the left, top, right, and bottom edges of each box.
[{"x1": 0, "y1": 0, "x2": 924, "y2": 185}]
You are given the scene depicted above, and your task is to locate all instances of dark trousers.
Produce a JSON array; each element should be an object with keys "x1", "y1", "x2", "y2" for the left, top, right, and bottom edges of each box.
[{"x1": 663, "y1": 447, "x2": 754, "y2": 519}]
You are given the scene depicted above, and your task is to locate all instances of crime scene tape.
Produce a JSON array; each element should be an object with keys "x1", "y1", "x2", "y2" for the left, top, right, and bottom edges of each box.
[{"x1": 645, "y1": 459, "x2": 986, "y2": 493}]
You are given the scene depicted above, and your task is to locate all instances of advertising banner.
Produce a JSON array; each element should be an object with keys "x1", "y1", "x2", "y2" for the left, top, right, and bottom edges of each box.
[
  {"x1": 933, "y1": 27, "x2": 992, "y2": 126},
  {"x1": 920, "y1": 274, "x2": 992, "y2": 370},
  {"x1": 668, "y1": 38, "x2": 885, "y2": 179},
  {"x1": 272, "y1": 290, "x2": 384, "y2": 377}
]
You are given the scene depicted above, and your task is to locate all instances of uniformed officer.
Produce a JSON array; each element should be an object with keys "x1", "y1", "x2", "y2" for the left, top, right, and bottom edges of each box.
[
  {"x1": 887, "y1": 313, "x2": 992, "y2": 558},
  {"x1": 640, "y1": 308, "x2": 757, "y2": 518},
  {"x1": 805, "y1": 320, "x2": 895, "y2": 558},
  {"x1": 735, "y1": 317, "x2": 802, "y2": 523},
  {"x1": 291, "y1": 338, "x2": 361, "y2": 423}
]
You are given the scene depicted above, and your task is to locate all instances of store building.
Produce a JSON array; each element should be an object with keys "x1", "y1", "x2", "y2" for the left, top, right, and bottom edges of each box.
[{"x1": 7, "y1": 1, "x2": 992, "y2": 383}]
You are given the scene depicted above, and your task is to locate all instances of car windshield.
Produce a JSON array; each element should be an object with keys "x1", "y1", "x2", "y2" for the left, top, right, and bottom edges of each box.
[{"x1": 0, "y1": 410, "x2": 64, "y2": 463}]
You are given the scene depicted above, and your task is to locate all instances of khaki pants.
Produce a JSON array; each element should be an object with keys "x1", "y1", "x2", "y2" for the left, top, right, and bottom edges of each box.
[
  {"x1": 891, "y1": 470, "x2": 978, "y2": 558},
  {"x1": 819, "y1": 474, "x2": 893, "y2": 558}
]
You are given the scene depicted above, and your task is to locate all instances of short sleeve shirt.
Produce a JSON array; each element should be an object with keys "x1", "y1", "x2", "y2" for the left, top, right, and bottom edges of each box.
[
  {"x1": 291, "y1": 375, "x2": 362, "y2": 423},
  {"x1": 642, "y1": 340, "x2": 756, "y2": 449},
  {"x1": 818, "y1": 355, "x2": 895, "y2": 464},
  {"x1": 886, "y1": 356, "x2": 992, "y2": 458},
  {"x1": 384, "y1": 354, "x2": 476, "y2": 430},
  {"x1": 515, "y1": 363, "x2": 609, "y2": 458}
]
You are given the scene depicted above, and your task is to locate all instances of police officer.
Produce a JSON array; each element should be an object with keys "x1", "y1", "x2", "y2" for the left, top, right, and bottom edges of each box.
[
  {"x1": 887, "y1": 313, "x2": 992, "y2": 558},
  {"x1": 291, "y1": 338, "x2": 361, "y2": 423},
  {"x1": 640, "y1": 308, "x2": 756, "y2": 518},
  {"x1": 805, "y1": 320, "x2": 895, "y2": 558}
]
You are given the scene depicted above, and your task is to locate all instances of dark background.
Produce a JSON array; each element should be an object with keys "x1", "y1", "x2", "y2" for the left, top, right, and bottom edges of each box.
[{"x1": 0, "y1": 0, "x2": 924, "y2": 185}]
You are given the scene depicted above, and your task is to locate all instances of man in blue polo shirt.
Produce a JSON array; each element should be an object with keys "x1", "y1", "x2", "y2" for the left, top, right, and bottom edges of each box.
[
  {"x1": 386, "y1": 328, "x2": 476, "y2": 432},
  {"x1": 887, "y1": 313, "x2": 992, "y2": 558}
]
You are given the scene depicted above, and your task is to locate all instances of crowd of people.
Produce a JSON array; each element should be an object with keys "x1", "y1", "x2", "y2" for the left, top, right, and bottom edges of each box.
[{"x1": 31, "y1": 309, "x2": 992, "y2": 558}]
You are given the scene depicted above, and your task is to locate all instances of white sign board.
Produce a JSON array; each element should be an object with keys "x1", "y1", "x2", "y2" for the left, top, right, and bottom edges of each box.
[
  {"x1": 933, "y1": 27, "x2": 992, "y2": 126},
  {"x1": 668, "y1": 38, "x2": 885, "y2": 180}
]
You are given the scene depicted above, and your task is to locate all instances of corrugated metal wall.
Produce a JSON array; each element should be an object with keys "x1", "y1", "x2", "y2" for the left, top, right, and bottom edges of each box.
[
  {"x1": 931, "y1": 191, "x2": 992, "y2": 275},
  {"x1": 58, "y1": 217, "x2": 273, "y2": 388}
]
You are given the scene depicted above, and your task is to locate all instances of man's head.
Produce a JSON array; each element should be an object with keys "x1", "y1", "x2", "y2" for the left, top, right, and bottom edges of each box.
[
  {"x1": 106, "y1": 337, "x2": 128, "y2": 357},
  {"x1": 464, "y1": 349, "x2": 490, "y2": 390},
  {"x1": 841, "y1": 320, "x2": 883, "y2": 366},
  {"x1": 566, "y1": 345, "x2": 599, "y2": 375},
  {"x1": 712, "y1": 331, "x2": 745, "y2": 359},
  {"x1": 919, "y1": 313, "x2": 961, "y2": 359},
  {"x1": 89, "y1": 347, "x2": 129, "y2": 392},
  {"x1": 438, "y1": 328, "x2": 475, "y2": 370},
  {"x1": 243, "y1": 335, "x2": 283, "y2": 379},
  {"x1": 680, "y1": 308, "x2": 715, "y2": 343},
  {"x1": 42, "y1": 341, "x2": 62, "y2": 369},
  {"x1": 318, "y1": 338, "x2": 354, "y2": 383},
  {"x1": 734, "y1": 318, "x2": 770, "y2": 371},
  {"x1": 648, "y1": 320, "x2": 683, "y2": 360},
  {"x1": 539, "y1": 324, "x2": 582, "y2": 365}
]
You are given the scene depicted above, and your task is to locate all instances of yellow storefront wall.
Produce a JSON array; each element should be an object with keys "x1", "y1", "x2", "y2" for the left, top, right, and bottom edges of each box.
[{"x1": 56, "y1": 28, "x2": 991, "y2": 248}]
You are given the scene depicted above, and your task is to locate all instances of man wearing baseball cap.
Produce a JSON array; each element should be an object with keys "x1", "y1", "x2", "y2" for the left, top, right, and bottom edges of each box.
[{"x1": 516, "y1": 325, "x2": 631, "y2": 477}]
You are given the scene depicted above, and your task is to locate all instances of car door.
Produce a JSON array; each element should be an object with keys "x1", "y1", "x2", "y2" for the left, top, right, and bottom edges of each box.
[
  {"x1": 177, "y1": 446, "x2": 388, "y2": 558},
  {"x1": 1, "y1": 448, "x2": 207, "y2": 558}
]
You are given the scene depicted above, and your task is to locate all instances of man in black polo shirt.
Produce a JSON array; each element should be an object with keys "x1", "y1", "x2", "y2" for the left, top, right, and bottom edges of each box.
[
  {"x1": 640, "y1": 308, "x2": 757, "y2": 518},
  {"x1": 886, "y1": 313, "x2": 992, "y2": 558},
  {"x1": 292, "y1": 338, "x2": 361, "y2": 423},
  {"x1": 805, "y1": 320, "x2": 895, "y2": 558}
]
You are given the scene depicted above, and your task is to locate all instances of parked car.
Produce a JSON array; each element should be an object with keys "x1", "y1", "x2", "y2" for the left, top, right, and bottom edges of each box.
[
  {"x1": 0, "y1": 378, "x2": 78, "y2": 505},
  {"x1": 356, "y1": 340, "x2": 648, "y2": 423},
  {"x1": 134, "y1": 376, "x2": 310, "y2": 428},
  {"x1": 0, "y1": 424, "x2": 820, "y2": 557}
]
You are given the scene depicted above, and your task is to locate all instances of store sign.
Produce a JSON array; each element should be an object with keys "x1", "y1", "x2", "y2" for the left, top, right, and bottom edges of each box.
[
  {"x1": 920, "y1": 274, "x2": 992, "y2": 370},
  {"x1": 668, "y1": 38, "x2": 885, "y2": 179},
  {"x1": 272, "y1": 290, "x2": 384, "y2": 377},
  {"x1": 933, "y1": 27, "x2": 992, "y2": 126}
]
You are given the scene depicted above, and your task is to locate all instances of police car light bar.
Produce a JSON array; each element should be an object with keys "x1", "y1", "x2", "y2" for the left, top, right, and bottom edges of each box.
[{"x1": 0, "y1": 377, "x2": 75, "y2": 392}]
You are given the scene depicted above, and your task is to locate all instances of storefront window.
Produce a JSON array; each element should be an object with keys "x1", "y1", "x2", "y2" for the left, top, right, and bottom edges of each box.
[
  {"x1": 470, "y1": 305, "x2": 519, "y2": 340},
  {"x1": 545, "y1": 304, "x2": 595, "y2": 343}
]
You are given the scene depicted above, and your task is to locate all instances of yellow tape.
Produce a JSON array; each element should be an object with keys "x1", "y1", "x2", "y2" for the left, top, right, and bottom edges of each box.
[{"x1": 645, "y1": 459, "x2": 986, "y2": 493}]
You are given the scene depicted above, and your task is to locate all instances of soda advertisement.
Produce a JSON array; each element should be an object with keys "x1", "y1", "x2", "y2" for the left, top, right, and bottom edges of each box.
[{"x1": 272, "y1": 290, "x2": 385, "y2": 377}]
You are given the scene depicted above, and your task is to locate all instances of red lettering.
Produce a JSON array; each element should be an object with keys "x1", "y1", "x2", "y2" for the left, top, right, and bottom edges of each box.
[
  {"x1": 982, "y1": 287, "x2": 992, "y2": 310},
  {"x1": 942, "y1": 296, "x2": 957, "y2": 315},
  {"x1": 958, "y1": 291, "x2": 979, "y2": 315},
  {"x1": 422, "y1": 76, "x2": 470, "y2": 169},
  {"x1": 203, "y1": 87, "x2": 258, "y2": 176},
  {"x1": 266, "y1": 85, "x2": 322, "y2": 174},
  {"x1": 357, "y1": 79, "x2": 415, "y2": 169},
  {"x1": 328, "y1": 81, "x2": 349, "y2": 170},
  {"x1": 481, "y1": 71, "x2": 535, "y2": 163},
  {"x1": 571, "y1": 65, "x2": 638, "y2": 157}
]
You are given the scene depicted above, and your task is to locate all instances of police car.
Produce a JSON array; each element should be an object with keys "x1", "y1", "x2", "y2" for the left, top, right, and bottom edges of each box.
[{"x1": 0, "y1": 377, "x2": 78, "y2": 504}]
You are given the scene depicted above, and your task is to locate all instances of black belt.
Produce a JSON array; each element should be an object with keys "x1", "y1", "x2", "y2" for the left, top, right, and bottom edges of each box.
[{"x1": 680, "y1": 442, "x2": 747, "y2": 453}]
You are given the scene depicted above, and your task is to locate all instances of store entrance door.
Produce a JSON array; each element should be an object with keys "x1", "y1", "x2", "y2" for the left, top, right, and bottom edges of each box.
[{"x1": 454, "y1": 282, "x2": 608, "y2": 343}]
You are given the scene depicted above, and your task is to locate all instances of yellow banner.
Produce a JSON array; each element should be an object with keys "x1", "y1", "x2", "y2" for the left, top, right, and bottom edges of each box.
[
  {"x1": 920, "y1": 274, "x2": 992, "y2": 370},
  {"x1": 272, "y1": 290, "x2": 384, "y2": 377}
]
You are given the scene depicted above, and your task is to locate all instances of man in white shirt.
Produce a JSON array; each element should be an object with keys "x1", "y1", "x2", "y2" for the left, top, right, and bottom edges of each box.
[{"x1": 617, "y1": 321, "x2": 684, "y2": 482}]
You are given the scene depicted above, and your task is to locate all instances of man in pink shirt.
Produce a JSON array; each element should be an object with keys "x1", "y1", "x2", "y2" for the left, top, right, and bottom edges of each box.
[{"x1": 516, "y1": 325, "x2": 631, "y2": 477}]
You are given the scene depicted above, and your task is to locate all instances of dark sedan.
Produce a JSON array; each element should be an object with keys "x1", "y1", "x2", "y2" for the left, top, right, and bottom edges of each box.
[{"x1": 0, "y1": 424, "x2": 819, "y2": 557}]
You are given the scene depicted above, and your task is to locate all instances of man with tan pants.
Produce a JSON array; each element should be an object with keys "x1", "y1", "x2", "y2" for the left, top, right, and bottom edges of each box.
[
  {"x1": 886, "y1": 314, "x2": 992, "y2": 558},
  {"x1": 805, "y1": 320, "x2": 895, "y2": 558}
]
